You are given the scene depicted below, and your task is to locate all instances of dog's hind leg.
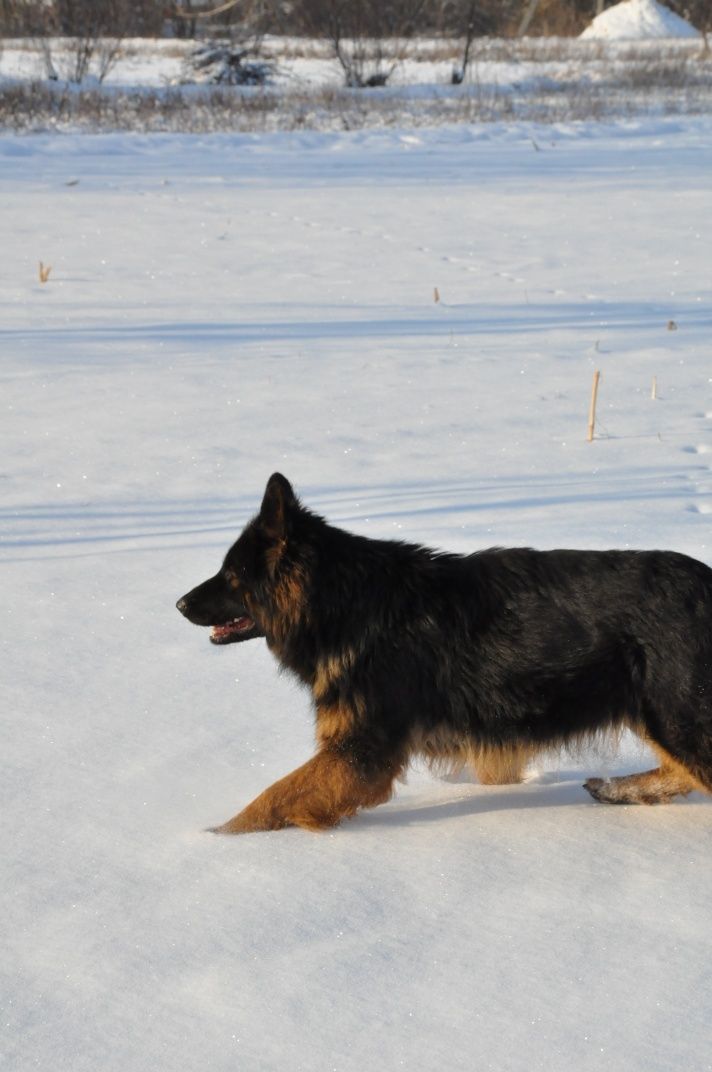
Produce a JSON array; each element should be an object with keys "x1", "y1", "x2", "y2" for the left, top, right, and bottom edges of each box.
[
  {"x1": 209, "y1": 748, "x2": 401, "y2": 834},
  {"x1": 470, "y1": 744, "x2": 531, "y2": 785},
  {"x1": 584, "y1": 743, "x2": 704, "y2": 805}
]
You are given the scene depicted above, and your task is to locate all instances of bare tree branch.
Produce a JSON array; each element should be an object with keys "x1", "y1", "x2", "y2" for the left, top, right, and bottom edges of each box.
[{"x1": 174, "y1": 0, "x2": 245, "y2": 18}]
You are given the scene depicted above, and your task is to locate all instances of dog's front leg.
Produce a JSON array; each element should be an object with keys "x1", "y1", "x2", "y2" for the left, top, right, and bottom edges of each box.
[{"x1": 210, "y1": 749, "x2": 397, "y2": 834}]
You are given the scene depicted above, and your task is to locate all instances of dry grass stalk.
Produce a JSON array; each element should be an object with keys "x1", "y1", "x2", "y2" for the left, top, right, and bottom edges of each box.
[{"x1": 587, "y1": 369, "x2": 600, "y2": 442}]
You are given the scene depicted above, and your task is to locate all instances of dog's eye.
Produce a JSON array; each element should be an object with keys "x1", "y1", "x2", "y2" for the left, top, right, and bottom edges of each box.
[{"x1": 225, "y1": 569, "x2": 241, "y2": 591}]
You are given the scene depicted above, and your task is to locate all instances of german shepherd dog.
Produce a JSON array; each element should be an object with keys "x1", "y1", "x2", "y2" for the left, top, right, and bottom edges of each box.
[{"x1": 177, "y1": 473, "x2": 712, "y2": 833}]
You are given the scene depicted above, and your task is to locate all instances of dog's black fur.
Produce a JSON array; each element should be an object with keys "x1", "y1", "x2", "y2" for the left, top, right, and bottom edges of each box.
[{"x1": 177, "y1": 473, "x2": 712, "y2": 833}]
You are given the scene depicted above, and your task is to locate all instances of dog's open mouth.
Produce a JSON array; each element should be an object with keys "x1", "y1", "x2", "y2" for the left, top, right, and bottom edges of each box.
[{"x1": 210, "y1": 616, "x2": 256, "y2": 644}]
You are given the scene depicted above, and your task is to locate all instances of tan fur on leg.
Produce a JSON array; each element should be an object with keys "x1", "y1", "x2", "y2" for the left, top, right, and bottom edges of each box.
[
  {"x1": 470, "y1": 744, "x2": 531, "y2": 785},
  {"x1": 210, "y1": 750, "x2": 398, "y2": 834}
]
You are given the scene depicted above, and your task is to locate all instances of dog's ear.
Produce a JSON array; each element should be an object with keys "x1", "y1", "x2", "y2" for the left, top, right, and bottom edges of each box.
[{"x1": 259, "y1": 473, "x2": 296, "y2": 542}]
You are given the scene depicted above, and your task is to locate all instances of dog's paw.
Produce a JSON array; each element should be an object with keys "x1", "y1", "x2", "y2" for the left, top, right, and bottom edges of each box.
[
  {"x1": 206, "y1": 812, "x2": 285, "y2": 834},
  {"x1": 583, "y1": 777, "x2": 636, "y2": 804},
  {"x1": 206, "y1": 821, "x2": 251, "y2": 835},
  {"x1": 583, "y1": 777, "x2": 609, "y2": 802}
]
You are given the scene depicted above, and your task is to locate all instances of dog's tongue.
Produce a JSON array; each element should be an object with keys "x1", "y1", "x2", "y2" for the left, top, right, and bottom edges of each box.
[{"x1": 211, "y1": 616, "x2": 254, "y2": 640}]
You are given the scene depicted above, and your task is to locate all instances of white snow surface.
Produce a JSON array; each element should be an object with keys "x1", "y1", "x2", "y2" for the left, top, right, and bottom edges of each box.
[
  {"x1": 581, "y1": 0, "x2": 701, "y2": 40},
  {"x1": 2, "y1": 119, "x2": 712, "y2": 1071}
]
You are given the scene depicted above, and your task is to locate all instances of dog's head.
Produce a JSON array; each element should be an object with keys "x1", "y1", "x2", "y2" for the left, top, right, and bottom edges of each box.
[{"x1": 176, "y1": 473, "x2": 305, "y2": 646}]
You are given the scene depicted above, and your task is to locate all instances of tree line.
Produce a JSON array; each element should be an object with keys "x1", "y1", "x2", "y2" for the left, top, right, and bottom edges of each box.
[{"x1": 0, "y1": 1, "x2": 707, "y2": 40}]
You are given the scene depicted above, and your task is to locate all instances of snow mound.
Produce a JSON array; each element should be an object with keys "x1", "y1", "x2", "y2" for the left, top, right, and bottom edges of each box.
[{"x1": 580, "y1": 0, "x2": 701, "y2": 40}]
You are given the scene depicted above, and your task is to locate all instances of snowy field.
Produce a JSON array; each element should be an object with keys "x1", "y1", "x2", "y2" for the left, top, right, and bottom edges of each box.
[{"x1": 2, "y1": 117, "x2": 712, "y2": 1070}]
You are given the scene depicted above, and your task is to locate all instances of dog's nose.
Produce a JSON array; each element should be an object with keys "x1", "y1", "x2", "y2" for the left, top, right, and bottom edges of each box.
[{"x1": 176, "y1": 598, "x2": 188, "y2": 615}]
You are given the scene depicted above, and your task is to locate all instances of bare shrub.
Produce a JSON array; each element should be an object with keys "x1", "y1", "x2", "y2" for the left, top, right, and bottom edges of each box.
[
  {"x1": 618, "y1": 55, "x2": 698, "y2": 89},
  {"x1": 180, "y1": 41, "x2": 274, "y2": 85},
  {"x1": 293, "y1": 0, "x2": 430, "y2": 87},
  {"x1": 2, "y1": 58, "x2": 712, "y2": 135},
  {"x1": 444, "y1": 1, "x2": 495, "y2": 84},
  {"x1": 3, "y1": 0, "x2": 164, "y2": 82}
]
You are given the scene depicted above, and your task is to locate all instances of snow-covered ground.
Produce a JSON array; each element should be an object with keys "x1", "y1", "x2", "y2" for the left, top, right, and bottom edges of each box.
[{"x1": 2, "y1": 118, "x2": 712, "y2": 1070}]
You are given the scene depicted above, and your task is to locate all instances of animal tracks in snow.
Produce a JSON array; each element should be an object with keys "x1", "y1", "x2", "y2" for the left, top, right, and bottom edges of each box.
[{"x1": 259, "y1": 205, "x2": 609, "y2": 304}]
